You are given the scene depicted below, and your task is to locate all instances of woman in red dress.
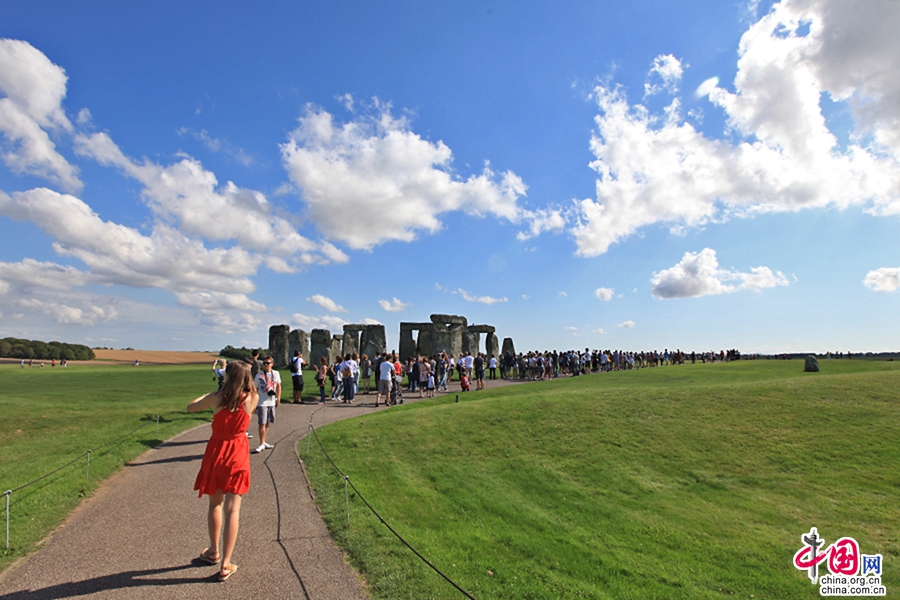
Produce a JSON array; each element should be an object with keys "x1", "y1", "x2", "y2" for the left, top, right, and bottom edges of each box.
[{"x1": 187, "y1": 359, "x2": 258, "y2": 581}]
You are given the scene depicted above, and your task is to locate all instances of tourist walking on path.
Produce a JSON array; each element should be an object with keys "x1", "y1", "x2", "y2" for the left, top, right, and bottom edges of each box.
[
  {"x1": 253, "y1": 357, "x2": 280, "y2": 453},
  {"x1": 187, "y1": 360, "x2": 259, "y2": 582}
]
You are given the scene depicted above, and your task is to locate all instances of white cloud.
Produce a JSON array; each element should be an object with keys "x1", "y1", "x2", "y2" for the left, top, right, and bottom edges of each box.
[
  {"x1": 573, "y1": 0, "x2": 900, "y2": 257},
  {"x1": 197, "y1": 310, "x2": 262, "y2": 333},
  {"x1": 0, "y1": 188, "x2": 260, "y2": 294},
  {"x1": 864, "y1": 267, "x2": 900, "y2": 292},
  {"x1": 319, "y1": 241, "x2": 349, "y2": 264},
  {"x1": 618, "y1": 320, "x2": 635, "y2": 328},
  {"x1": 281, "y1": 101, "x2": 529, "y2": 250},
  {"x1": 75, "y1": 132, "x2": 332, "y2": 266},
  {"x1": 565, "y1": 326, "x2": 578, "y2": 336},
  {"x1": 362, "y1": 317, "x2": 382, "y2": 325},
  {"x1": 593, "y1": 328, "x2": 605, "y2": 334},
  {"x1": 175, "y1": 291, "x2": 267, "y2": 312},
  {"x1": 650, "y1": 248, "x2": 789, "y2": 299},
  {"x1": 378, "y1": 297, "x2": 409, "y2": 312},
  {"x1": 644, "y1": 54, "x2": 684, "y2": 97},
  {"x1": 0, "y1": 39, "x2": 80, "y2": 191},
  {"x1": 594, "y1": 287, "x2": 614, "y2": 301},
  {"x1": 0, "y1": 258, "x2": 91, "y2": 289},
  {"x1": 558, "y1": 291, "x2": 567, "y2": 298},
  {"x1": 307, "y1": 294, "x2": 347, "y2": 313},
  {"x1": 291, "y1": 312, "x2": 348, "y2": 331},
  {"x1": 18, "y1": 297, "x2": 116, "y2": 325},
  {"x1": 515, "y1": 207, "x2": 567, "y2": 241},
  {"x1": 456, "y1": 288, "x2": 508, "y2": 305},
  {"x1": 521, "y1": 294, "x2": 529, "y2": 300},
  {"x1": 176, "y1": 127, "x2": 253, "y2": 165}
]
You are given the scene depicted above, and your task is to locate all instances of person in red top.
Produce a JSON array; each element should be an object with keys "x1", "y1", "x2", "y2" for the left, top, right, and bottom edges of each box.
[{"x1": 187, "y1": 359, "x2": 259, "y2": 582}]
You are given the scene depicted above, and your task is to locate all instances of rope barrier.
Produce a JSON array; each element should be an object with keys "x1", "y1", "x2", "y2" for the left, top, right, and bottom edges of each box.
[
  {"x1": 309, "y1": 425, "x2": 477, "y2": 600},
  {"x1": 2, "y1": 412, "x2": 181, "y2": 551}
]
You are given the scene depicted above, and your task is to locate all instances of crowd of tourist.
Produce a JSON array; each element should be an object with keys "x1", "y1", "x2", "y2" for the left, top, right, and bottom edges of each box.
[{"x1": 308, "y1": 347, "x2": 752, "y2": 400}]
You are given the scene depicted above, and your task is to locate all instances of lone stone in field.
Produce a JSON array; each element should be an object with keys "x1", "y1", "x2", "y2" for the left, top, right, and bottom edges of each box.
[{"x1": 804, "y1": 355, "x2": 820, "y2": 372}]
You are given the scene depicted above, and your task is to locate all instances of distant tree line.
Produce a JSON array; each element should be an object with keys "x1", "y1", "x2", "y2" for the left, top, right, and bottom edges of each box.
[
  {"x1": 0, "y1": 337, "x2": 96, "y2": 361},
  {"x1": 219, "y1": 345, "x2": 265, "y2": 360}
]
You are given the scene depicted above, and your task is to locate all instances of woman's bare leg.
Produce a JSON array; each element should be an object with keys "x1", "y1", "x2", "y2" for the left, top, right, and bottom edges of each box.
[
  {"x1": 220, "y1": 493, "x2": 243, "y2": 569},
  {"x1": 207, "y1": 491, "x2": 225, "y2": 557}
]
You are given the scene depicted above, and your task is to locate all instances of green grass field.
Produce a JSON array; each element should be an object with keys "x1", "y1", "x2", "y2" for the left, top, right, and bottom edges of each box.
[
  {"x1": 303, "y1": 360, "x2": 900, "y2": 599},
  {"x1": 0, "y1": 362, "x2": 245, "y2": 573}
]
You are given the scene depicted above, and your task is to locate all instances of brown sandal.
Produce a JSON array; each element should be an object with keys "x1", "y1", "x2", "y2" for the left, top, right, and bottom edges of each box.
[
  {"x1": 218, "y1": 563, "x2": 238, "y2": 581},
  {"x1": 199, "y1": 548, "x2": 219, "y2": 565}
]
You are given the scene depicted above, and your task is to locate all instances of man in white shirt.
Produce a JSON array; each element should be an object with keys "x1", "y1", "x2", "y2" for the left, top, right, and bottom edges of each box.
[
  {"x1": 464, "y1": 352, "x2": 474, "y2": 380},
  {"x1": 253, "y1": 357, "x2": 281, "y2": 453},
  {"x1": 289, "y1": 350, "x2": 305, "y2": 404},
  {"x1": 376, "y1": 352, "x2": 394, "y2": 407}
]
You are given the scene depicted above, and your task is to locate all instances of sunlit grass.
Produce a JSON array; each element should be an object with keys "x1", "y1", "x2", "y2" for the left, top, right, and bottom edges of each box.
[
  {"x1": 304, "y1": 359, "x2": 900, "y2": 599},
  {"x1": 0, "y1": 363, "x2": 220, "y2": 572}
]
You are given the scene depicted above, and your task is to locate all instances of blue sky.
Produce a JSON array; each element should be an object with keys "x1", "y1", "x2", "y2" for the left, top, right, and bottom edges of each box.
[{"x1": 1, "y1": 0, "x2": 898, "y2": 354}]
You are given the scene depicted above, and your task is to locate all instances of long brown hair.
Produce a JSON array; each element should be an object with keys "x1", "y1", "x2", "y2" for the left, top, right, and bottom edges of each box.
[{"x1": 220, "y1": 360, "x2": 254, "y2": 412}]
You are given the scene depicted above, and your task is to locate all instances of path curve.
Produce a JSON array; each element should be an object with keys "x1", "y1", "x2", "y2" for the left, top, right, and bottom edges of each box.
[{"x1": 0, "y1": 377, "x2": 521, "y2": 599}]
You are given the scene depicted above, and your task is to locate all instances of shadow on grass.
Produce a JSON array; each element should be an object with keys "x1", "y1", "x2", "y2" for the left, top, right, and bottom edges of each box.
[{"x1": 0, "y1": 561, "x2": 218, "y2": 599}]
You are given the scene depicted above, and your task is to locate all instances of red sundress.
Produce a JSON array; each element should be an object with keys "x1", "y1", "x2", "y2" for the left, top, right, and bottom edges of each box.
[{"x1": 193, "y1": 407, "x2": 251, "y2": 497}]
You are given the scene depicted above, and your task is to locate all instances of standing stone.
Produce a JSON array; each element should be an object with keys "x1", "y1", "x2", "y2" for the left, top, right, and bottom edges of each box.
[
  {"x1": 330, "y1": 335, "x2": 343, "y2": 362},
  {"x1": 431, "y1": 326, "x2": 452, "y2": 356},
  {"x1": 288, "y1": 329, "x2": 309, "y2": 367},
  {"x1": 360, "y1": 324, "x2": 386, "y2": 358},
  {"x1": 462, "y1": 331, "x2": 479, "y2": 356},
  {"x1": 430, "y1": 314, "x2": 467, "y2": 356},
  {"x1": 268, "y1": 324, "x2": 291, "y2": 368},
  {"x1": 310, "y1": 329, "x2": 332, "y2": 369},
  {"x1": 486, "y1": 333, "x2": 500, "y2": 358},
  {"x1": 342, "y1": 325, "x2": 361, "y2": 357},
  {"x1": 804, "y1": 355, "x2": 820, "y2": 372},
  {"x1": 417, "y1": 327, "x2": 434, "y2": 357},
  {"x1": 502, "y1": 337, "x2": 516, "y2": 357},
  {"x1": 449, "y1": 325, "x2": 464, "y2": 356}
]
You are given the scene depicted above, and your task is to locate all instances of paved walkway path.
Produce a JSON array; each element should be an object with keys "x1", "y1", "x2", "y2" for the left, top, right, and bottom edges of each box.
[{"x1": 0, "y1": 377, "x2": 521, "y2": 599}]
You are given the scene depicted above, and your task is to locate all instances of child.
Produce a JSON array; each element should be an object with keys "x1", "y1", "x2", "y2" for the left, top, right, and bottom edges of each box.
[
  {"x1": 460, "y1": 372, "x2": 470, "y2": 391},
  {"x1": 427, "y1": 369, "x2": 435, "y2": 398},
  {"x1": 187, "y1": 360, "x2": 259, "y2": 582}
]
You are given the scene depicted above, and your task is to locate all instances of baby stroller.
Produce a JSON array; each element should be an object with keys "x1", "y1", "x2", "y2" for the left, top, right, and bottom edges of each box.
[{"x1": 390, "y1": 373, "x2": 404, "y2": 405}]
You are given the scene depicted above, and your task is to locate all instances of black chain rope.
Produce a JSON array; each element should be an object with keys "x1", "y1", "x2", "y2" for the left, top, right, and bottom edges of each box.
[
  {"x1": 310, "y1": 425, "x2": 477, "y2": 600},
  {"x1": 7, "y1": 452, "x2": 88, "y2": 495},
  {"x1": 5, "y1": 411, "x2": 182, "y2": 495}
]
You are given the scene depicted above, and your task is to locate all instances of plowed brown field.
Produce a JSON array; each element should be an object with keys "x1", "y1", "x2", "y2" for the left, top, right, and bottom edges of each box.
[{"x1": 92, "y1": 349, "x2": 218, "y2": 364}]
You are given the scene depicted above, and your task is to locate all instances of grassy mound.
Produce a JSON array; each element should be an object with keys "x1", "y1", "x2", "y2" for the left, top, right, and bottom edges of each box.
[{"x1": 304, "y1": 360, "x2": 900, "y2": 599}]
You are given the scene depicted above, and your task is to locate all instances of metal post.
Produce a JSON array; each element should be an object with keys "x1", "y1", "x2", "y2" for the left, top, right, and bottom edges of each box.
[
  {"x1": 4, "y1": 490, "x2": 10, "y2": 550},
  {"x1": 306, "y1": 423, "x2": 313, "y2": 456},
  {"x1": 344, "y1": 475, "x2": 350, "y2": 525},
  {"x1": 85, "y1": 450, "x2": 91, "y2": 486},
  {"x1": 156, "y1": 415, "x2": 160, "y2": 438}
]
